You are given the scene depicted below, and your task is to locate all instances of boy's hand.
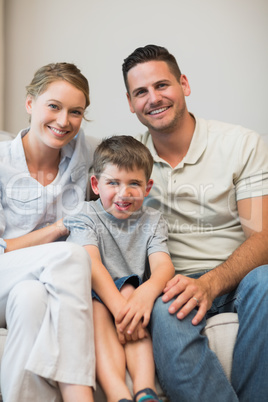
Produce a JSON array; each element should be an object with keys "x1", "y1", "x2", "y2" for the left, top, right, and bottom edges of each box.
[
  {"x1": 115, "y1": 285, "x2": 154, "y2": 336},
  {"x1": 115, "y1": 320, "x2": 148, "y2": 344}
]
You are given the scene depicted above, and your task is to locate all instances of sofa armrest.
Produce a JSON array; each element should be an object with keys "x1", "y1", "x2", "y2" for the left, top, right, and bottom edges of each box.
[
  {"x1": 0, "y1": 131, "x2": 16, "y2": 141},
  {"x1": 202, "y1": 312, "x2": 239, "y2": 380}
]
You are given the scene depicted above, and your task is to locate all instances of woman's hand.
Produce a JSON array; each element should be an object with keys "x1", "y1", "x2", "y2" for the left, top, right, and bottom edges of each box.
[{"x1": 52, "y1": 218, "x2": 69, "y2": 238}]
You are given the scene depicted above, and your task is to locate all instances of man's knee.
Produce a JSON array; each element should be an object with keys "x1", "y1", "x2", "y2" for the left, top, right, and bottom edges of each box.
[
  {"x1": 239, "y1": 265, "x2": 268, "y2": 303},
  {"x1": 244, "y1": 265, "x2": 268, "y2": 287}
]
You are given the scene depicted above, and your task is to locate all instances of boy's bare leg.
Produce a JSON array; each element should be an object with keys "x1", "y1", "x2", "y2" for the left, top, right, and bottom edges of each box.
[
  {"x1": 59, "y1": 383, "x2": 94, "y2": 402},
  {"x1": 120, "y1": 285, "x2": 157, "y2": 398},
  {"x1": 93, "y1": 299, "x2": 132, "y2": 402},
  {"x1": 125, "y1": 329, "x2": 157, "y2": 397}
]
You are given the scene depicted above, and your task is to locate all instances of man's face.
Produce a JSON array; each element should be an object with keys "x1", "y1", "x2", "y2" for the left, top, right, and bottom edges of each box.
[{"x1": 126, "y1": 60, "x2": 191, "y2": 135}]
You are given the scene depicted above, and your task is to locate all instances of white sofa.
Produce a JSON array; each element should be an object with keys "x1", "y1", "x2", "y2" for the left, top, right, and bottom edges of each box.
[
  {"x1": 1, "y1": 129, "x2": 267, "y2": 401},
  {"x1": 0, "y1": 314, "x2": 239, "y2": 402}
]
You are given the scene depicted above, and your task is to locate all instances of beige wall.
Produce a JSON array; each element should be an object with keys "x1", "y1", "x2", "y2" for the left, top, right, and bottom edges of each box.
[{"x1": 3, "y1": 0, "x2": 268, "y2": 138}]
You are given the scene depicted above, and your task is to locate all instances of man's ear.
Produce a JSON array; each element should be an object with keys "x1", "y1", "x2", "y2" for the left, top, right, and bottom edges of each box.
[
  {"x1": 126, "y1": 92, "x2": 135, "y2": 114},
  {"x1": 145, "y1": 179, "x2": 154, "y2": 197},
  {"x1": 180, "y1": 74, "x2": 191, "y2": 97},
  {"x1": 90, "y1": 175, "x2": 100, "y2": 195}
]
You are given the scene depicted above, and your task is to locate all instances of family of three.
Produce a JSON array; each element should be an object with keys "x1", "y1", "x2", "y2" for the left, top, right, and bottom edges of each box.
[{"x1": 0, "y1": 44, "x2": 268, "y2": 402}]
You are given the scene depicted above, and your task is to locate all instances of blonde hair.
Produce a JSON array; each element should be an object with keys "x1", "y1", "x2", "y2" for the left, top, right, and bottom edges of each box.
[
  {"x1": 26, "y1": 62, "x2": 90, "y2": 110},
  {"x1": 93, "y1": 135, "x2": 154, "y2": 182}
]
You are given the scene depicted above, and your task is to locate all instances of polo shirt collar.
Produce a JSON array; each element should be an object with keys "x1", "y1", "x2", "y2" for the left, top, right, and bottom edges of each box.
[
  {"x1": 145, "y1": 116, "x2": 208, "y2": 168},
  {"x1": 183, "y1": 116, "x2": 208, "y2": 165}
]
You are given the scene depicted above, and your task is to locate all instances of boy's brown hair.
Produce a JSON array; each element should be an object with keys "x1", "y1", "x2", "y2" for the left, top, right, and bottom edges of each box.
[{"x1": 93, "y1": 135, "x2": 153, "y2": 181}]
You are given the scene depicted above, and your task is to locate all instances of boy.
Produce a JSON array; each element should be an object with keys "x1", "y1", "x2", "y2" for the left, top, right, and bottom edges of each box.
[{"x1": 64, "y1": 135, "x2": 175, "y2": 402}]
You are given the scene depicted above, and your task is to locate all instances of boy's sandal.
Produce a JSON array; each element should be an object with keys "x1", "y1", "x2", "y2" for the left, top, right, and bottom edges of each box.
[
  {"x1": 134, "y1": 388, "x2": 162, "y2": 402},
  {"x1": 118, "y1": 399, "x2": 133, "y2": 402}
]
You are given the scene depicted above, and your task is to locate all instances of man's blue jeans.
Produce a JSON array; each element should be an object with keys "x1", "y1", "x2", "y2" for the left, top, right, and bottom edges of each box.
[{"x1": 151, "y1": 265, "x2": 268, "y2": 402}]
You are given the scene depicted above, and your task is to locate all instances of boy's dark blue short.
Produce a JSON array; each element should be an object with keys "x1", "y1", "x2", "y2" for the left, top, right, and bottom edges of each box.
[{"x1": 92, "y1": 274, "x2": 142, "y2": 303}]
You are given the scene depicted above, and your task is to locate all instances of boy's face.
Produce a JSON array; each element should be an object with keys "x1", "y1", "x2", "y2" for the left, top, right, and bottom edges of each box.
[{"x1": 91, "y1": 164, "x2": 153, "y2": 219}]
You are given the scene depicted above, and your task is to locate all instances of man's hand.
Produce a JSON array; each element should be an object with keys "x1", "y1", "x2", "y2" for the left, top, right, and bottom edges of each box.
[{"x1": 162, "y1": 274, "x2": 214, "y2": 325}]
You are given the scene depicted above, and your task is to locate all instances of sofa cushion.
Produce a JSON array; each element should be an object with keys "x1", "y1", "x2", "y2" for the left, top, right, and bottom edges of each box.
[
  {"x1": 0, "y1": 313, "x2": 238, "y2": 402},
  {"x1": 202, "y1": 312, "x2": 239, "y2": 380},
  {"x1": 0, "y1": 131, "x2": 16, "y2": 141}
]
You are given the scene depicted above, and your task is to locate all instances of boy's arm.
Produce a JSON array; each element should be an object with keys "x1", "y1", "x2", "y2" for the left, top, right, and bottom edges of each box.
[
  {"x1": 116, "y1": 251, "x2": 175, "y2": 335},
  {"x1": 84, "y1": 244, "x2": 127, "y2": 318},
  {"x1": 85, "y1": 244, "x2": 146, "y2": 343}
]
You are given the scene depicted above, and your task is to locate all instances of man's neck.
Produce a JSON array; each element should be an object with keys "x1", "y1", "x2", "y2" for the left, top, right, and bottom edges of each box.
[{"x1": 150, "y1": 112, "x2": 196, "y2": 168}]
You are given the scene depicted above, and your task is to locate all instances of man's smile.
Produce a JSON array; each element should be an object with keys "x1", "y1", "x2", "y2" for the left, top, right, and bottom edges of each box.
[{"x1": 148, "y1": 106, "x2": 170, "y2": 116}]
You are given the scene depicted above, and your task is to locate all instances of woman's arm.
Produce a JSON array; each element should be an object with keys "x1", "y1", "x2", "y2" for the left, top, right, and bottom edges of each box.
[{"x1": 4, "y1": 219, "x2": 69, "y2": 252}]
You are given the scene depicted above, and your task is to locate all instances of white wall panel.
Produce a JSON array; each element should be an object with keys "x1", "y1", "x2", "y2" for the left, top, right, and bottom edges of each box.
[{"x1": 4, "y1": 0, "x2": 268, "y2": 138}]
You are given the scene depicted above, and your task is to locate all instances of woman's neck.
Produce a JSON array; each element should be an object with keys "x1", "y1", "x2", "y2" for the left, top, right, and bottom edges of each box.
[{"x1": 22, "y1": 131, "x2": 61, "y2": 186}]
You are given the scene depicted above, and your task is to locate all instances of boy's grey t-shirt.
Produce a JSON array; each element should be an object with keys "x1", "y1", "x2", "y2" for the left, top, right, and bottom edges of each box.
[{"x1": 65, "y1": 199, "x2": 170, "y2": 281}]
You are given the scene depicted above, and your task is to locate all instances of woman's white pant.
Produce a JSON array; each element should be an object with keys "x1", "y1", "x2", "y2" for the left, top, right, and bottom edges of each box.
[{"x1": 0, "y1": 242, "x2": 95, "y2": 402}]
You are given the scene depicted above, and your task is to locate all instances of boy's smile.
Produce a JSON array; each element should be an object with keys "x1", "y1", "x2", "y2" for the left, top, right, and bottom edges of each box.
[{"x1": 91, "y1": 163, "x2": 153, "y2": 219}]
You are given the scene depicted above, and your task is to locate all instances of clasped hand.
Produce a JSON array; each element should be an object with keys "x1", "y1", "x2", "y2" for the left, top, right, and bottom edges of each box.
[
  {"x1": 115, "y1": 286, "x2": 154, "y2": 344},
  {"x1": 162, "y1": 274, "x2": 214, "y2": 325}
]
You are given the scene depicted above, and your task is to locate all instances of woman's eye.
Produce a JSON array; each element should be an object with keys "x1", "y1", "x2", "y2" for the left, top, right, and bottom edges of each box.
[
  {"x1": 48, "y1": 104, "x2": 58, "y2": 110},
  {"x1": 71, "y1": 110, "x2": 83, "y2": 116}
]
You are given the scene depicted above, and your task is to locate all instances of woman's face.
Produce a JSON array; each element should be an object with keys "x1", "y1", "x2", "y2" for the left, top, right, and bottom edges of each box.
[{"x1": 26, "y1": 80, "x2": 87, "y2": 150}]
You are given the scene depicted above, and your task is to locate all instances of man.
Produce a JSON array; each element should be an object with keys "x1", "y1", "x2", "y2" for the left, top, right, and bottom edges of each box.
[{"x1": 122, "y1": 44, "x2": 268, "y2": 402}]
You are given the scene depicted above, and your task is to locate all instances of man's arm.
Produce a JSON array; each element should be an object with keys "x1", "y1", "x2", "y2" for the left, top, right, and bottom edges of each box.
[{"x1": 163, "y1": 195, "x2": 268, "y2": 325}]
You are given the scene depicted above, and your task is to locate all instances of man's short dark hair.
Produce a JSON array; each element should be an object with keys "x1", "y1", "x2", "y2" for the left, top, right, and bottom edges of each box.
[{"x1": 122, "y1": 44, "x2": 182, "y2": 93}]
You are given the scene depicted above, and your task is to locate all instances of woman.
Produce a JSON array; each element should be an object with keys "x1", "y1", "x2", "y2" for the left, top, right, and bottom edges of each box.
[{"x1": 0, "y1": 63, "x2": 96, "y2": 402}]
